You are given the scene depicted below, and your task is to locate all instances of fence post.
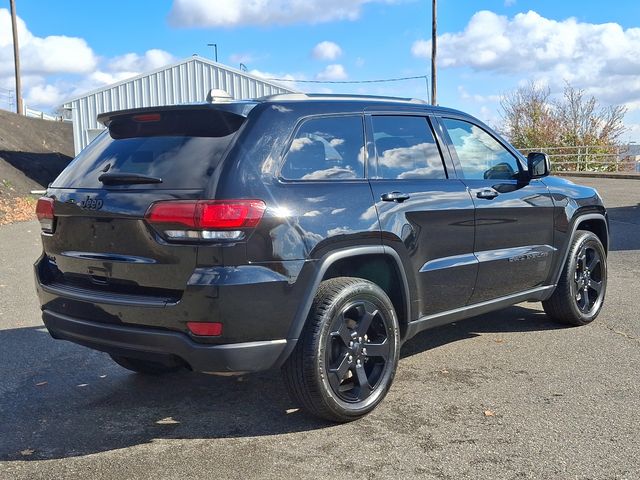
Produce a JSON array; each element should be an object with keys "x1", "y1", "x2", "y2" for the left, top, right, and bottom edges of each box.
[
  {"x1": 577, "y1": 146, "x2": 581, "y2": 172},
  {"x1": 585, "y1": 145, "x2": 590, "y2": 172}
]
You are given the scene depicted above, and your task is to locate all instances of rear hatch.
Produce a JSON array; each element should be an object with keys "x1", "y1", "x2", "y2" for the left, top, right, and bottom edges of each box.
[{"x1": 37, "y1": 104, "x2": 252, "y2": 305}]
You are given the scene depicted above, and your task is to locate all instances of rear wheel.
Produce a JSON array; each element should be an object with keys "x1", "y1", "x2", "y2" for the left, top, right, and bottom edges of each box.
[
  {"x1": 543, "y1": 230, "x2": 607, "y2": 326},
  {"x1": 282, "y1": 277, "x2": 400, "y2": 422},
  {"x1": 110, "y1": 354, "x2": 183, "y2": 375}
]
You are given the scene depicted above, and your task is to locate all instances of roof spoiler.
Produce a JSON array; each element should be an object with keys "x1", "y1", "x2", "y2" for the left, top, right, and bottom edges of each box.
[{"x1": 97, "y1": 102, "x2": 257, "y2": 127}]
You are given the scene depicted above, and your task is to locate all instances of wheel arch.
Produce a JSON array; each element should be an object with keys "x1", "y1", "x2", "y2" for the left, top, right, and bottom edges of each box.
[
  {"x1": 550, "y1": 211, "x2": 609, "y2": 288},
  {"x1": 275, "y1": 246, "x2": 413, "y2": 367},
  {"x1": 575, "y1": 215, "x2": 609, "y2": 253}
]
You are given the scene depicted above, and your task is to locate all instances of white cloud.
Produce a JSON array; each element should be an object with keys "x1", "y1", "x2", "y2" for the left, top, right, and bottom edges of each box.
[
  {"x1": 504, "y1": 0, "x2": 516, "y2": 6},
  {"x1": 168, "y1": 0, "x2": 399, "y2": 27},
  {"x1": 1, "y1": 8, "x2": 178, "y2": 111},
  {"x1": 108, "y1": 49, "x2": 175, "y2": 73},
  {"x1": 458, "y1": 86, "x2": 500, "y2": 104},
  {"x1": 25, "y1": 84, "x2": 65, "y2": 106},
  {"x1": 316, "y1": 64, "x2": 348, "y2": 81},
  {"x1": 312, "y1": 41, "x2": 343, "y2": 61},
  {"x1": 0, "y1": 8, "x2": 96, "y2": 76},
  {"x1": 249, "y1": 69, "x2": 305, "y2": 91},
  {"x1": 412, "y1": 10, "x2": 640, "y2": 108},
  {"x1": 410, "y1": 40, "x2": 430, "y2": 59},
  {"x1": 59, "y1": 48, "x2": 176, "y2": 103}
]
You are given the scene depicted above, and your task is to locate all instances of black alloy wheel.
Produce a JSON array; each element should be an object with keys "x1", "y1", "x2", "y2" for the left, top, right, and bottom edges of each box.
[
  {"x1": 573, "y1": 242, "x2": 605, "y2": 315},
  {"x1": 282, "y1": 277, "x2": 400, "y2": 422},
  {"x1": 326, "y1": 300, "x2": 392, "y2": 403},
  {"x1": 543, "y1": 230, "x2": 607, "y2": 326}
]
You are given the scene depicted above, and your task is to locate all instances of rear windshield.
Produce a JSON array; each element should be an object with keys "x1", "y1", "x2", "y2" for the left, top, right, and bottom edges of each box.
[{"x1": 52, "y1": 109, "x2": 245, "y2": 190}]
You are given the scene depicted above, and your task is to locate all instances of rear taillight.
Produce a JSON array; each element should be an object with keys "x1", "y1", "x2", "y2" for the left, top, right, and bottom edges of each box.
[
  {"x1": 187, "y1": 321, "x2": 223, "y2": 336},
  {"x1": 145, "y1": 200, "x2": 266, "y2": 241},
  {"x1": 36, "y1": 197, "x2": 55, "y2": 233}
]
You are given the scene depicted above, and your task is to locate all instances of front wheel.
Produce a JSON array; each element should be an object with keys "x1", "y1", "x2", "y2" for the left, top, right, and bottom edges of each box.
[
  {"x1": 282, "y1": 277, "x2": 400, "y2": 422},
  {"x1": 543, "y1": 230, "x2": 607, "y2": 326}
]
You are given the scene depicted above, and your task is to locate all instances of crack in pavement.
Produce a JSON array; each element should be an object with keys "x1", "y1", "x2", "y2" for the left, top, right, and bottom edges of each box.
[{"x1": 600, "y1": 321, "x2": 639, "y2": 343}]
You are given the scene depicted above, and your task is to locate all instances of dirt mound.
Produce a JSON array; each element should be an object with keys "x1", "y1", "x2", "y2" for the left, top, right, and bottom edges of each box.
[
  {"x1": 0, "y1": 108, "x2": 74, "y2": 196},
  {"x1": 0, "y1": 108, "x2": 74, "y2": 224}
]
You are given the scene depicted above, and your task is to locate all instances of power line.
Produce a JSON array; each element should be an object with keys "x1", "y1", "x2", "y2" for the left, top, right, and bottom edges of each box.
[{"x1": 265, "y1": 74, "x2": 429, "y2": 85}]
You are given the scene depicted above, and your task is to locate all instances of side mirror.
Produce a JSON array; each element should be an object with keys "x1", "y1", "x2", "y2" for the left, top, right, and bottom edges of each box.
[{"x1": 527, "y1": 152, "x2": 550, "y2": 179}]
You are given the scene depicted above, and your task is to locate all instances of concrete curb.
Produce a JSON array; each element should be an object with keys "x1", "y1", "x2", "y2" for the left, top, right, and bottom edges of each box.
[{"x1": 555, "y1": 172, "x2": 640, "y2": 180}]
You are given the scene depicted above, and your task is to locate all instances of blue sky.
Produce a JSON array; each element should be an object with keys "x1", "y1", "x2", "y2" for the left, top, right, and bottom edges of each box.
[{"x1": 1, "y1": 0, "x2": 640, "y2": 139}]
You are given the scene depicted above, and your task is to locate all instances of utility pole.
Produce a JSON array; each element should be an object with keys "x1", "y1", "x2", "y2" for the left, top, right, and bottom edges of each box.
[
  {"x1": 431, "y1": 0, "x2": 437, "y2": 106},
  {"x1": 207, "y1": 43, "x2": 218, "y2": 62},
  {"x1": 10, "y1": 0, "x2": 23, "y2": 115}
]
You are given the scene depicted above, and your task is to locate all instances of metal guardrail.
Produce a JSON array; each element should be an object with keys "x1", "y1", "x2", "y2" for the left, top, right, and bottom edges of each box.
[
  {"x1": 23, "y1": 106, "x2": 63, "y2": 121},
  {"x1": 519, "y1": 145, "x2": 640, "y2": 173},
  {"x1": 0, "y1": 88, "x2": 64, "y2": 121}
]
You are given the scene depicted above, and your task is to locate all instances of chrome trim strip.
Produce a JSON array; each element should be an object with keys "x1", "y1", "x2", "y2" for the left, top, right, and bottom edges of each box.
[
  {"x1": 419, "y1": 245, "x2": 557, "y2": 273},
  {"x1": 419, "y1": 253, "x2": 477, "y2": 273},
  {"x1": 475, "y1": 244, "x2": 557, "y2": 263},
  {"x1": 60, "y1": 251, "x2": 157, "y2": 264}
]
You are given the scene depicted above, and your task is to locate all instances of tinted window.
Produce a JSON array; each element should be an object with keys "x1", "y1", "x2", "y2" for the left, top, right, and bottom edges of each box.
[
  {"x1": 281, "y1": 116, "x2": 364, "y2": 180},
  {"x1": 372, "y1": 115, "x2": 447, "y2": 179},
  {"x1": 442, "y1": 118, "x2": 521, "y2": 180},
  {"x1": 371, "y1": 116, "x2": 446, "y2": 180},
  {"x1": 52, "y1": 109, "x2": 244, "y2": 189}
]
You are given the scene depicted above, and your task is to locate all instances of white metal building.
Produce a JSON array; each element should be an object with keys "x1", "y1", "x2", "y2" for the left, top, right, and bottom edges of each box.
[{"x1": 63, "y1": 56, "x2": 297, "y2": 154}]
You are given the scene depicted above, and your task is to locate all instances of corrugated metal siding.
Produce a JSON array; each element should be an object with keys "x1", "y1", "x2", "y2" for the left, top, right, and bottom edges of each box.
[{"x1": 66, "y1": 58, "x2": 295, "y2": 154}]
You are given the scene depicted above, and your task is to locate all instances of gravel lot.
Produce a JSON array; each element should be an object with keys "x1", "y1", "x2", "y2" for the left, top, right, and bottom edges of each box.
[{"x1": 0, "y1": 177, "x2": 638, "y2": 480}]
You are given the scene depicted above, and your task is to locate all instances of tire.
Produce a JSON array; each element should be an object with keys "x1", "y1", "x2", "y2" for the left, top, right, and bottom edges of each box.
[
  {"x1": 110, "y1": 354, "x2": 183, "y2": 375},
  {"x1": 543, "y1": 230, "x2": 607, "y2": 326},
  {"x1": 282, "y1": 277, "x2": 400, "y2": 422}
]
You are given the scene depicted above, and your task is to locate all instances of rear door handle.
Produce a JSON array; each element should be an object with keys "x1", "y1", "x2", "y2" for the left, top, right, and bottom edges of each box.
[
  {"x1": 476, "y1": 188, "x2": 499, "y2": 200},
  {"x1": 381, "y1": 192, "x2": 411, "y2": 203}
]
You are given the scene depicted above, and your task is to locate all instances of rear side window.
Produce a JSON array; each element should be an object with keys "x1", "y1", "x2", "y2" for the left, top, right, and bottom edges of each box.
[
  {"x1": 52, "y1": 109, "x2": 245, "y2": 189},
  {"x1": 371, "y1": 116, "x2": 446, "y2": 180},
  {"x1": 280, "y1": 116, "x2": 365, "y2": 180}
]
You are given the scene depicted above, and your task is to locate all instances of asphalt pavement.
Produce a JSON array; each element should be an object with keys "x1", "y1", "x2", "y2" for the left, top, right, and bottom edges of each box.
[{"x1": 0, "y1": 177, "x2": 638, "y2": 479}]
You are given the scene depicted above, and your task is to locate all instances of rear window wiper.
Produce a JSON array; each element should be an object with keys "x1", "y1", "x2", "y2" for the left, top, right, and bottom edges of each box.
[{"x1": 98, "y1": 173, "x2": 163, "y2": 185}]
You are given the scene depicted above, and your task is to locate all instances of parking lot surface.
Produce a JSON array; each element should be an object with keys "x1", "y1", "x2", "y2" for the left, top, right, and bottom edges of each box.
[{"x1": 0, "y1": 177, "x2": 638, "y2": 479}]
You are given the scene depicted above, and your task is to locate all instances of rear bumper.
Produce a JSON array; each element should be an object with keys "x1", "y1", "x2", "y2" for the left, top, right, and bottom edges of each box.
[
  {"x1": 43, "y1": 309, "x2": 288, "y2": 374},
  {"x1": 34, "y1": 255, "x2": 306, "y2": 344}
]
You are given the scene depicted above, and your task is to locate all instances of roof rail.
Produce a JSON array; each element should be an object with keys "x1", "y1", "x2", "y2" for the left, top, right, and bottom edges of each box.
[{"x1": 257, "y1": 93, "x2": 428, "y2": 104}]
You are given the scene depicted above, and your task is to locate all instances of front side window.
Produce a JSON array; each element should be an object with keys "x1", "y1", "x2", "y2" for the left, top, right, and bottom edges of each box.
[
  {"x1": 281, "y1": 116, "x2": 365, "y2": 180},
  {"x1": 371, "y1": 116, "x2": 446, "y2": 180},
  {"x1": 442, "y1": 118, "x2": 521, "y2": 180}
]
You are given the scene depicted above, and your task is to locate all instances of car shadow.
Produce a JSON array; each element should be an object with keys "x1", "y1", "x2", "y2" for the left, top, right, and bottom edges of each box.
[
  {"x1": 400, "y1": 304, "x2": 563, "y2": 359},
  {"x1": 1, "y1": 304, "x2": 561, "y2": 461},
  {"x1": 606, "y1": 204, "x2": 640, "y2": 251}
]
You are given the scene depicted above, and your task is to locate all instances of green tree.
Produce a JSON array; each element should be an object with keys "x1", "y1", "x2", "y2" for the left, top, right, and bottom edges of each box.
[
  {"x1": 499, "y1": 82, "x2": 560, "y2": 149},
  {"x1": 555, "y1": 84, "x2": 626, "y2": 146},
  {"x1": 499, "y1": 82, "x2": 626, "y2": 149}
]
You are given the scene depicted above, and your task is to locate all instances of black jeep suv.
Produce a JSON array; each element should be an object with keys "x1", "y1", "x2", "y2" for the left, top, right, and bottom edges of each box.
[{"x1": 35, "y1": 93, "x2": 608, "y2": 422}]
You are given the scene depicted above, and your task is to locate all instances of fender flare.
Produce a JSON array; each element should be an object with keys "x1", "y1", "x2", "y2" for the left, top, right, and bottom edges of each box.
[
  {"x1": 273, "y1": 245, "x2": 412, "y2": 367},
  {"x1": 549, "y1": 212, "x2": 609, "y2": 290}
]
